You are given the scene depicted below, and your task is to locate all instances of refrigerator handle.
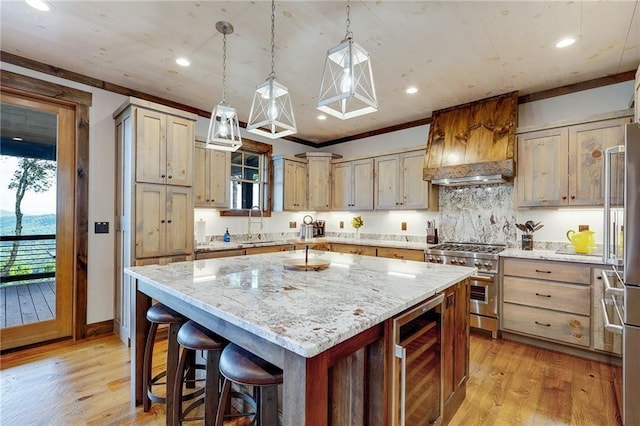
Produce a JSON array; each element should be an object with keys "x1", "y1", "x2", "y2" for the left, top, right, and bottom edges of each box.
[{"x1": 603, "y1": 145, "x2": 624, "y2": 264}]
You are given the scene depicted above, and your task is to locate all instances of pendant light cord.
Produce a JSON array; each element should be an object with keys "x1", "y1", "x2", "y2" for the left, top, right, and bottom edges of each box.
[
  {"x1": 270, "y1": 0, "x2": 276, "y2": 78},
  {"x1": 221, "y1": 29, "x2": 227, "y2": 103},
  {"x1": 344, "y1": 0, "x2": 352, "y2": 40}
]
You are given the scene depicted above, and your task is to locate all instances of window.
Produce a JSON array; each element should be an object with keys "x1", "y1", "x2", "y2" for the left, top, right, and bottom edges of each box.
[{"x1": 220, "y1": 139, "x2": 272, "y2": 217}]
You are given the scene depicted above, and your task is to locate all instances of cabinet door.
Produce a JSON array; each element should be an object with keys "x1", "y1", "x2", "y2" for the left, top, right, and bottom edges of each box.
[
  {"x1": 375, "y1": 155, "x2": 399, "y2": 209},
  {"x1": 193, "y1": 144, "x2": 207, "y2": 207},
  {"x1": 308, "y1": 156, "x2": 331, "y2": 211},
  {"x1": 517, "y1": 128, "x2": 569, "y2": 207},
  {"x1": 331, "y1": 162, "x2": 352, "y2": 210},
  {"x1": 136, "y1": 109, "x2": 166, "y2": 184},
  {"x1": 166, "y1": 186, "x2": 194, "y2": 256},
  {"x1": 400, "y1": 151, "x2": 429, "y2": 209},
  {"x1": 352, "y1": 159, "x2": 374, "y2": 210},
  {"x1": 166, "y1": 115, "x2": 193, "y2": 187},
  {"x1": 208, "y1": 149, "x2": 230, "y2": 208},
  {"x1": 135, "y1": 183, "x2": 166, "y2": 258},
  {"x1": 569, "y1": 117, "x2": 630, "y2": 206}
]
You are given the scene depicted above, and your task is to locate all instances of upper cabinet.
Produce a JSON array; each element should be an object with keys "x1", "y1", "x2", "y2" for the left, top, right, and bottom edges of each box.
[
  {"x1": 306, "y1": 153, "x2": 333, "y2": 211},
  {"x1": 135, "y1": 108, "x2": 193, "y2": 187},
  {"x1": 635, "y1": 64, "x2": 639, "y2": 123},
  {"x1": 194, "y1": 142, "x2": 230, "y2": 208},
  {"x1": 273, "y1": 155, "x2": 307, "y2": 211},
  {"x1": 375, "y1": 150, "x2": 437, "y2": 210},
  {"x1": 332, "y1": 158, "x2": 374, "y2": 211},
  {"x1": 517, "y1": 115, "x2": 632, "y2": 207}
]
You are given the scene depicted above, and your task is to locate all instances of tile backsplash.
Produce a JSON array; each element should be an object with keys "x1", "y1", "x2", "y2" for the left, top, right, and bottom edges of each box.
[{"x1": 439, "y1": 184, "x2": 517, "y2": 246}]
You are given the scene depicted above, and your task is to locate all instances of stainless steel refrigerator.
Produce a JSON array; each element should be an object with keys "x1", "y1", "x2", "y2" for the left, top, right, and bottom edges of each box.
[{"x1": 604, "y1": 122, "x2": 640, "y2": 425}]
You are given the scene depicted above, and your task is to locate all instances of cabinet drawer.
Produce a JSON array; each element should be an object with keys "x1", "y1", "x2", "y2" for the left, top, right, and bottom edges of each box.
[
  {"x1": 377, "y1": 247, "x2": 424, "y2": 261},
  {"x1": 195, "y1": 249, "x2": 245, "y2": 260},
  {"x1": 503, "y1": 303, "x2": 590, "y2": 347},
  {"x1": 502, "y1": 258, "x2": 590, "y2": 284},
  {"x1": 503, "y1": 276, "x2": 590, "y2": 316},
  {"x1": 331, "y1": 243, "x2": 376, "y2": 256},
  {"x1": 245, "y1": 245, "x2": 293, "y2": 255}
]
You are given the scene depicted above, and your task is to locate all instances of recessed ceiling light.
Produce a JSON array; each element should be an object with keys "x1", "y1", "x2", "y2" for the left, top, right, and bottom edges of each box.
[
  {"x1": 25, "y1": 0, "x2": 53, "y2": 12},
  {"x1": 175, "y1": 57, "x2": 190, "y2": 67},
  {"x1": 12, "y1": 137, "x2": 23, "y2": 141},
  {"x1": 555, "y1": 37, "x2": 576, "y2": 48},
  {"x1": 317, "y1": 114, "x2": 327, "y2": 120},
  {"x1": 405, "y1": 86, "x2": 418, "y2": 94}
]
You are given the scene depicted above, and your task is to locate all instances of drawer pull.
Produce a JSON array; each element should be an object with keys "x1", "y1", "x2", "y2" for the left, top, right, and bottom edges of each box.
[
  {"x1": 535, "y1": 321, "x2": 551, "y2": 327},
  {"x1": 535, "y1": 269, "x2": 552, "y2": 274},
  {"x1": 535, "y1": 293, "x2": 551, "y2": 298},
  {"x1": 393, "y1": 253, "x2": 405, "y2": 259}
]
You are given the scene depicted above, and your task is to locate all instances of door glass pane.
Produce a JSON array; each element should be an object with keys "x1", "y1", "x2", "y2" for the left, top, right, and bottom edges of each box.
[{"x1": 0, "y1": 103, "x2": 58, "y2": 328}]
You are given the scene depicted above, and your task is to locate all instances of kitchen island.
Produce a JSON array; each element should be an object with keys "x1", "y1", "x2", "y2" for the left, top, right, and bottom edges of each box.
[{"x1": 125, "y1": 250, "x2": 475, "y2": 425}]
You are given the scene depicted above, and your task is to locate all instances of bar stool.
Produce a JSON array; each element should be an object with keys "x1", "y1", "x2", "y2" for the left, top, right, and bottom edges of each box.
[
  {"x1": 216, "y1": 343, "x2": 283, "y2": 426},
  {"x1": 143, "y1": 303, "x2": 186, "y2": 416},
  {"x1": 172, "y1": 320, "x2": 226, "y2": 425}
]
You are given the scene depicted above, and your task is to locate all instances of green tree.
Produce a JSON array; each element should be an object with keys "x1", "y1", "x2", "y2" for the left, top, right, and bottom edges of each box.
[{"x1": 1, "y1": 158, "x2": 56, "y2": 277}]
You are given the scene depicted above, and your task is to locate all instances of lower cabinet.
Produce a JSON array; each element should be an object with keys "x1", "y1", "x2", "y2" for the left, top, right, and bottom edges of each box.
[
  {"x1": 442, "y1": 279, "x2": 470, "y2": 423},
  {"x1": 330, "y1": 243, "x2": 376, "y2": 256},
  {"x1": 376, "y1": 247, "x2": 425, "y2": 261},
  {"x1": 501, "y1": 258, "x2": 591, "y2": 348}
]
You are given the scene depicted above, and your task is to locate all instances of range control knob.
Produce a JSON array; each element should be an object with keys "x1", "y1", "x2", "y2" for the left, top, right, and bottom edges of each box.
[
  {"x1": 474, "y1": 261, "x2": 481, "y2": 267},
  {"x1": 483, "y1": 262, "x2": 492, "y2": 269},
  {"x1": 458, "y1": 259, "x2": 467, "y2": 265},
  {"x1": 436, "y1": 257, "x2": 443, "y2": 264},
  {"x1": 428, "y1": 257, "x2": 435, "y2": 263},
  {"x1": 451, "y1": 259, "x2": 458, "y2": 265}
]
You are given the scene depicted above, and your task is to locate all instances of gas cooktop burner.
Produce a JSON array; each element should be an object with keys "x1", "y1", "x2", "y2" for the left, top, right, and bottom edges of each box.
[{"x1": 427, "y1": 243, "x2": 506, "y2": 255}]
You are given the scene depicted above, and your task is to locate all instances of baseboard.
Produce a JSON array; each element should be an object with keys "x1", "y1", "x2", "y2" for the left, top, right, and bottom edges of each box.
[{"x1": 85, "y1": 320, "x2": 114, "y2": 337}]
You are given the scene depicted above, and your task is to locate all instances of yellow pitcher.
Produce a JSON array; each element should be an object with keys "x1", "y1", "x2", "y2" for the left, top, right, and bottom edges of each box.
[{"x1": 566, "y1": 229, "x2": 596, "y2": 254}]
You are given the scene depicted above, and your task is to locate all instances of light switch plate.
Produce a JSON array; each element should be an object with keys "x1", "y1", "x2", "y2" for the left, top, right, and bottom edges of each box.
[
  {"x1": 95, "y1": 221, "x2": 109, "y2": 234},
  {"x1": 401, "y1": 222, "x2": 407, "y2": 231},
  {"x1": 340, "y1": 221, "x2": 344, "y2": 229},
  {"x1": 289, "y1": 221, "x2": 297, "y2": 229}
]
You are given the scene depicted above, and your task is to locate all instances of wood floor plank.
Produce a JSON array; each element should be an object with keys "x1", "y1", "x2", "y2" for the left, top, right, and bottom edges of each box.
[
  {"x1": 29, "y1": 282, "x2": 54, "y2": 321},
  {"x1": 16, "y1": 283, "x2": 38, "y2": 324},
  {"x1": 40, "y1": 279, "x2": 56, "y2": 315},
  {"x1": 3, "y1": 285, "x2": 22, "y2": 327},
  {"x1": 0, "y1": 286, "x2": 6, "y2": 328}
]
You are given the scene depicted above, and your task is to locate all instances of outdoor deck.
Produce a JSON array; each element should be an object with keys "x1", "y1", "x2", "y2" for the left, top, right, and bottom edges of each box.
[{"x1": 0, "y1": 280, "x2": 56, "y2": 328}]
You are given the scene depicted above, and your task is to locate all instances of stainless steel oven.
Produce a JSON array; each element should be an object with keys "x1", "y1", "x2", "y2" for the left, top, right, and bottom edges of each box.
[{"x1": 426, "y1": 243, "x2": 504, "y2": 339}]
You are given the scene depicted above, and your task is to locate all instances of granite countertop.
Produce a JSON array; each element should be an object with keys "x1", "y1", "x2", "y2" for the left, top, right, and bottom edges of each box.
[
  {"x1": 126, "y1": 251, "x2": 475, "y2": 358},
  {"x1": 195, "y1": 237, "x2": 431, "y2": 252},
  {"x1": 500, "y1": 248, "x2": 607, "y2": 265}
]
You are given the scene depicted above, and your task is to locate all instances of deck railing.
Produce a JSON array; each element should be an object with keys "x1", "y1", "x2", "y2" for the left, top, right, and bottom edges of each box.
[{"x1": 0, "y1": 234, "x2": 56, "y2": 285}]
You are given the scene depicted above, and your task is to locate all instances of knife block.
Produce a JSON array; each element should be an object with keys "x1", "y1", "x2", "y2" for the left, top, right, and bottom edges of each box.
[{"x1": 427, "y1": 229, "x2": 438, "y2": 244}]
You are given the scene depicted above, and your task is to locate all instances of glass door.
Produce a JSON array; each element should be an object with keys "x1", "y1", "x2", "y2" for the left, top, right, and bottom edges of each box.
[{"x1": 0, "y1": 91, "x2": 75, "y2": 350}]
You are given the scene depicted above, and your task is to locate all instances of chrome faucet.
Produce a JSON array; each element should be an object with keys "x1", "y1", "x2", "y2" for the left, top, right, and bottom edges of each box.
[{"x1": 248, "y1": 206, "x2": 263, "y2": 240}]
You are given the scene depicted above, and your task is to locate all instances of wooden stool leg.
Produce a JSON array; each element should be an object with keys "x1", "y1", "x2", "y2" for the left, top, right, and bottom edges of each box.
[
  {"x1": 166, "y1": 322, "x2": 181, "y2": 425},
  {"x1": 204, "y1": 350, "x2": 221, "y2": 426},
  {"x1": 172, "y1": 346, "x2": 191, "y2": 426},
  {"x1": 259, "y1": 386, "x2": 279, "y2": 426},
  {"x1": 215, "y1": 378, "x2": 232, "y2": 426},
  {"x1": 142, "y1": 322, "x2": 158, "y2": 412}
]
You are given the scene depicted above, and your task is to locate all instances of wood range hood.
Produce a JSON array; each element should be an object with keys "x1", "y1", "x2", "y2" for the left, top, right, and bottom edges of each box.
[{"x1": 423, "y1": 91, "x2": 518, "y2": 186}]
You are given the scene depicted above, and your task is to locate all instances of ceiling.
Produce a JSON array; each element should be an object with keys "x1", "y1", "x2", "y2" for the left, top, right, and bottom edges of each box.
[{"x1": 1, "y1": 1, "x2": 639, "y2": 146}]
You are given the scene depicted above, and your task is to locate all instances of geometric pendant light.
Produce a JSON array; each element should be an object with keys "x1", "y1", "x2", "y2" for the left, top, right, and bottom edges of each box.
[
  {"x1": 246, "y1": 0, "x2": 297, "y2": 139},
  {"x1": 206, "y1": 21, "x2": 243, "y2": 151},
  {"x1": 317, "y1": 0, "x2": 377, "y2": 119}
]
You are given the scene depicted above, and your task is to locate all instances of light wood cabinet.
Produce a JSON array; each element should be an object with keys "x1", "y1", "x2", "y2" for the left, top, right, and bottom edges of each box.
[
  {"x1": 330, "y1": 243, "x2": 376, "y2": 256},
  {"x1": 517, "y1": 116, "x2": 631, "y2": 207},
  {"x1": 375, "y1": 150, "x2": 435, "y2": 210},
  {"x1": 306, "y1": 153, "x2": 332, "y2": 211},
  {"x1": 273, "y1": 156, "x2": 307, "y2": 211},
  {"x1": 114, "y1": 98, "x2": 196, "y2": 345},
  {"x1": 375, "y1": 247, "x2": 424, "y2": 261},
  {"x1": 135, "y1": 108, "x2": 193, "y2": 187},
  {"x1": 501, "y1": 258, "x2": 591, "y2": 348},
  {"x1": 194, "y1": 142, "x2": 230, "y2": 208},
  {"x1": 331, "y1": 159, "x2": 374, "y2": 210},
  {"x1": 442, "y1": 279, "x2": 470, "y2": 423}
]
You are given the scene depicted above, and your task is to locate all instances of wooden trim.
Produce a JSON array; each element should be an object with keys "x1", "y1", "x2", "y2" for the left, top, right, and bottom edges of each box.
[
  {"x1": 516, "y1": 108, "x2": 633, "y2": 134},
  {"x1": 1, "y1": 68, "x2": 92, "y2": 106},
  {"x1": 85, "y1": 320, "x2": 114, "y2": 337},
  {"x1": 3, "y1": 51, "x2": 635, "y2": 147}
]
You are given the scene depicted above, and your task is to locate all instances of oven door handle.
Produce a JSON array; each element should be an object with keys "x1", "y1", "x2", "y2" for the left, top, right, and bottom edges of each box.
[
  {"x1": 601, "y1": 298, "x2": 623, "y2": 335},
  {"x1": 602, "y1": 270, "x2": 624, "y2": 297},
  {"x1": 472, "y1": 275, "x2": 494, "y2": 283}
]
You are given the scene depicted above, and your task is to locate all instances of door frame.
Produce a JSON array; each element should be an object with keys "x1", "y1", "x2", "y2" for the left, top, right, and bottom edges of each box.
[{"x1": 1, "y1": 70, "x2": 91, "y2": 349}]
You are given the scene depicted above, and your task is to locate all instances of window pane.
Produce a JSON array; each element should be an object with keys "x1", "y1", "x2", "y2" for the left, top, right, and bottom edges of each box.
[
  {"x1": 244, "y1": 168, "x2": 259, "y2": 181},
  {"x1": 245, "y1": 154, "x2": 260, "y2": 168},
  {"x1": 230, "y1": 165, "x2": 242, "y2": 180},
  {"x1": 230, "y1": 151, "x2": 243, "y2": 165}
]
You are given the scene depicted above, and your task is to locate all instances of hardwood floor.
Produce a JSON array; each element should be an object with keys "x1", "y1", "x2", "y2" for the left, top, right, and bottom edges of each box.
[
  {"x1": 0, "y1": 332, "x2": 621, "y2": 425},
  {"x1": 450, "y1": 333, "x2": 622, "y2": 426}
]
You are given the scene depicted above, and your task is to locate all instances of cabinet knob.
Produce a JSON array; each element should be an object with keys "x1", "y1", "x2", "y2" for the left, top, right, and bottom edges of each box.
[
  {"x1": 161, "y1": 219, "x2": 166, "y2": 223},
  {"x1": 161, "y1": 174, "x2": 166, "y2": 178},
  {"x1": 168, "y1": 175, "x2": 173, "y2": 179},
  {"x1": 570, "y1": 195, "x2": 575, "y2": 200},
  {"x1": 562, "y1": 196, "x2": 567, "y2": 200},
  {"x1": 167, "y1": 220, "x2": 172, "y2": 223}
]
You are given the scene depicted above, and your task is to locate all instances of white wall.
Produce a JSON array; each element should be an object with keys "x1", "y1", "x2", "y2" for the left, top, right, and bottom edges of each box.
[{"x1": 1, "y1": 61, "x2": 633, "y2": 324}]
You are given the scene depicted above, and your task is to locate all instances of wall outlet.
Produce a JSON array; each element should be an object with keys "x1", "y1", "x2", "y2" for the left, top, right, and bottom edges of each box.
[
  {"x1": 289, "y1": 221, "x2": 297, "y2": 229},
  {"x1": 401, "y1": 222, "x2": 407, "y2": 231},
  {"x1": 340, "y1": 221, "x2": 344, "y2": 229}
]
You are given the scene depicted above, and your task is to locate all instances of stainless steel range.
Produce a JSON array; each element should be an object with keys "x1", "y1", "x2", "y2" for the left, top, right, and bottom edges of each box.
[{"x1": 425, "y1": 242, "x2": 505, "y2": 338}]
